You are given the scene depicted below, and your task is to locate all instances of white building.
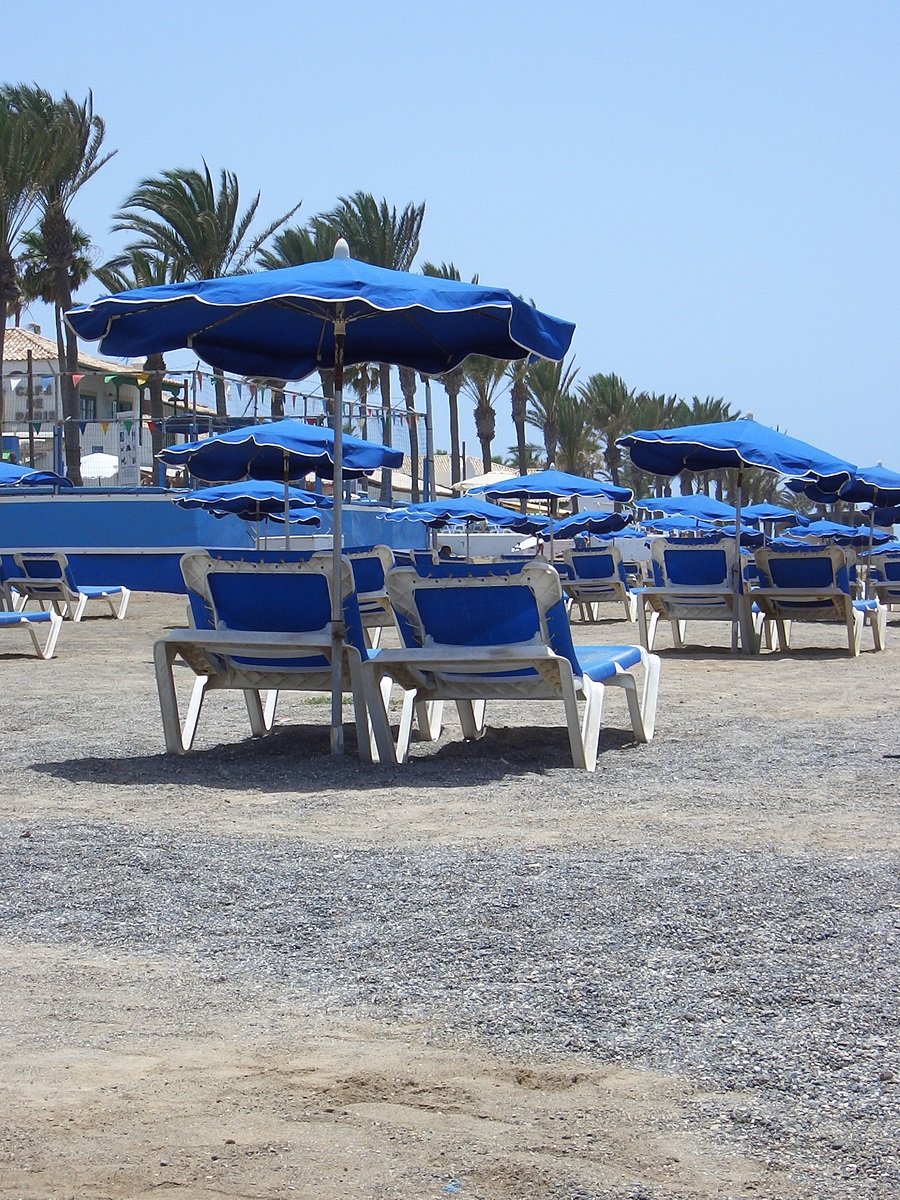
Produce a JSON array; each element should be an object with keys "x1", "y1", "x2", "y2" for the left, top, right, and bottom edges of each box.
[{"x1": 2, "y1": 324, "x2": 213, "y2": 483}]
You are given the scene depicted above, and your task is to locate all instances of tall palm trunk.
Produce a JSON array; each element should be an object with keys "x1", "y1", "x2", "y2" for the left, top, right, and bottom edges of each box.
[
  {"x1": 213, "y1": 367, "x2": 227, "y2": 419},
  {"x1": 378, "y1": 362, "x2": 392, "y2": 503},
  {"x1": 271, "y1": 386, "x2": 285, "y2": 419},
  {"x1": 475, "y1": 403, "x2": 495, "y2": 473},
  {"x1": 443, "y1": 368, "x2": 463, "y2": 485},
  {"x1": 318, "y1": 367, "x2": 335, "y2": 417},
  {"x1": 510, "y1": 373, "x2": 530, "y2": 476},
  {"x1": 144, "y1": 353, "x2": 166, "y2": 473},
  {"x1": 0, "y1": 248, "x2": 18, "y2": 436},
  {"x1": 399, "y1": 365, "x2": 420, "y2": 503}
]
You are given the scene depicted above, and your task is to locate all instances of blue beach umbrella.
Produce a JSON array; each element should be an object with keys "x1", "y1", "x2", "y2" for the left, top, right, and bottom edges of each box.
[
  {"x1": 868, "y1": 506, "x2": 900, "y2": 527},
  {"x1": 641, "y1": 514, "x2": 712, "y2": 534},
  {"x1": 783, "y1": 518, "x2": 893, "y2": 548},
  {"x1": 158, "y1": 419, "x2": 400, "y2": 484},
  {"x1": 552, "y1": 511, "x2": 632, "y2": 539},
  {"x1": 68, "y1": 240, "x2": 575, "y2": 755},
  {"x1": 635, "y1": 494, "x2": 737, "y2": 521},
  {"x1": 741, "y1": 502, "x2": 803, "y2": 526},
  {"x1": 174, "y1": 480, "x2": 332, "y2": 522},
  {"x1": 0, "y1": 462, "x2": 72, "y2": 488},
  {"x1": 618, "y1": 419, "x2": 855, "y2": 492},
  {"x1": 470, "y1": 468, "x2": 632, "y2": 504}
]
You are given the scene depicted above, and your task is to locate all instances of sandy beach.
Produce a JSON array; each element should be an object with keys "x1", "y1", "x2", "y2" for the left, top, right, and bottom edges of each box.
[{"x1": 0, "y1": 593, "x2": 897, "y2": 1200}]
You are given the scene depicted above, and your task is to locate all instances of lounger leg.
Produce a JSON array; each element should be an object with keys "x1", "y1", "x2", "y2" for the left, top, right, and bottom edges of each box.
[
  {"x1": 71, "y1": 593, "x2": 88, "y2": 622},
  {"x1": 872, "y1": 604, "x2": 887, "y2": 651},
  {"x1": 114, "y1": 588, "x2": 131, "y2": 619},
  {"x1": 154, "y1": 641, "x2": 203, "y2": 754},
  {"x1": 416, "y1": 700, "x2": 444, "y2": 741},
  {"x1": 637, "y1": 598, "x2": 655, "y2": 650},
  {"x1": 263, "y1": 691, "x2": 278, "y2": 728},
  {"x1": 615, "y1": 651, "x2": 660, "y2": 743},
  {"x1": 243, "y1": 690, "x2": 270, "y2": 738},
  {"x1": 561, "y1": 676, "x2": 589, "y2": 770},
  {"x1": 580, "y1": 679, "x2": 604, "y2": 771},
  {"x1": 395, "y1": 687, "x2": 419, "y2": 763},
  {"x1": 848, "y1": 607, "x2": 863, "y2": 656},
  {"x1": 624, "y1": 592, "x2": 637, "y2": 623},
  {"x1": 353, "y1": 660, "x2": 395, "y2": 766},
  {"x1": 37, "y1": 610, "x2": 63, "y2": 659},
  {"x1": 775, "y1": 617, "x2": 790, "y2": 651},
  {"x1": 457, "y1": 699, "x2": 486, "y2": 741}
]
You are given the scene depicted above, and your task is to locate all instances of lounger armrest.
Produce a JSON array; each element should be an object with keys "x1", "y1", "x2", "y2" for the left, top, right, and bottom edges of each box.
[{"x1": 156, "y1": 628, "x2": 337, "y2": 656}]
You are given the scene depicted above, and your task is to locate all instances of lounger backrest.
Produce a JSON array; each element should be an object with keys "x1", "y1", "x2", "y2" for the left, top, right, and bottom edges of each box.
[
  {"x1": 565, "y1": 549, "x2": 623, "y2": 584},
  {"x1": 13, "y1": 551, "x2": 74, "y2": 589},
  {"x1": 867, "y1": 552, "x2": 900, "y2": 583},
  {"x1": 180, "y1": 551, "x2": 366, "y2": 669},
  {"x1": 387, "y1": 562, "x2": 580, "y2": 676},
  {"x1": 755, "y1": 545, "x2": 849, "y2": 593},
  {"x1": 344, "y1": 545, "x2": 393, "y2": 596},
  {"x1": 651, "y1": 539, "x2": 733, "y2": 587}
]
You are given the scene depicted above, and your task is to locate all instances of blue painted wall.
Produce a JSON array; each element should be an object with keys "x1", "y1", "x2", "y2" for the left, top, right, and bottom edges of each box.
[{"x1": 0, "y1": 490, "x2": 427, "y2": 592}]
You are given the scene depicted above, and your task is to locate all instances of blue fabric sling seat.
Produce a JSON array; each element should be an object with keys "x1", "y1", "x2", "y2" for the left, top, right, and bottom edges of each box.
[
  {"x1": 366, "y1": 561, "x2": 661, "y2": 771},
  {"x1": 751, "y1": 544, "x2": 886, "y2": 655},
  {"x1": 0, "y1": 608, "x2": 62, "y2": 659},
  {"x1": 154, "y1": 551, "x2": 394, "y2": 761}
]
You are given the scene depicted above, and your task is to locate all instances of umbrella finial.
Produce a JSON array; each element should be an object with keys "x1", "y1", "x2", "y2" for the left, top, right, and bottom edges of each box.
[{"x1": 333, "y1": 237, "x2": 350, "y2": 259}]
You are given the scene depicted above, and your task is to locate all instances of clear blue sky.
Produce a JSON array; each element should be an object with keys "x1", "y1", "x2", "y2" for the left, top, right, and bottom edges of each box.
[{"x1": 8, "y1": 0, "x2": 900, "y2": 468}]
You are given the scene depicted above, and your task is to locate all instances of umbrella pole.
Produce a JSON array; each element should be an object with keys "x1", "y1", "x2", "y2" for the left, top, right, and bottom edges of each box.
[
  {"x1": 283, "y1": 453, "x2": 291, "y2": 550},
  {"x1": 732, "y1": 471, "x2": 750, "y2": 654},
  {"x1": 330, "y1": 313, "x2": 346, "y2": 756},
  {"x1": 865, "y1": 506, "x2": 876, "y2": 599}
]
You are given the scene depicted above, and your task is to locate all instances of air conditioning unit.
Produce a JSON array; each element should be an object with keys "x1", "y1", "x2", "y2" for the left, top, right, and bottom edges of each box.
[{"x1": 14, "y1": 411, "x2": 25, "y2": 420}]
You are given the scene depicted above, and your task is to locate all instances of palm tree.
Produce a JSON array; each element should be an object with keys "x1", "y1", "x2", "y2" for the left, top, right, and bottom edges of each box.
[
  {"x1": 422, "y1": 261, "x2": 474, "y2": 487},
  {"x1": 506, "y1": 359, "x2": 533, "y2": 476},
  {"x1": 578, "y1": 372, "x2": 638, "y2": 489},
  {"x1": 0, "y1": 95, "x2": 44, "y2": 423},
  {"x1": 555, "y1": 390, "x2": 599, "y2": 476},
  {"x1": 505, "y1": 442, "x2": 544, "y2": 470},
  {"x1": 397, "y1": 364, "x2": 421, "y2": 501},
  {"x1": 462, "y1": 356, "x2": 506, "y2": 472},
  {"x1": 525, "y1": 355, "x2": 578, "y2": 468},
  {"x1": 622, "y1": 391, "x2": 686, "y2": 499},
  {"x1": 112, "y1": 162, "x2": 301, "y2": 417},
  {"x1": 324, "y1": 192, "x2": 426, "y2": 500},
  {"x1": 1, "y1": 85, "x2": 116, "y2": 482},
  {"x1": 94, "y1": 249, "x2": 174, "y2": 466}
]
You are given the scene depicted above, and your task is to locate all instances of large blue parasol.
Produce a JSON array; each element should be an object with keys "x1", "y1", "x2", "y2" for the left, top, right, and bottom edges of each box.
[
  {"x1": 618, "y1": 419, "x2": 855, "y2": 492},
  {"x1": 470, "y1": 468, "x2": 632, "y2": 504},
  {"x1": 635, "y1": 494, "x2": 737, "y2": 522},
  {"x1": 174, "y1": 480, "x2": 333, "y2": 522},
  {"x1": 158, "y1": 419, "x2": 401, "y2": 484},
  {"x1": 67, "y1": 240, "x2": 575, "y2": 754}
]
